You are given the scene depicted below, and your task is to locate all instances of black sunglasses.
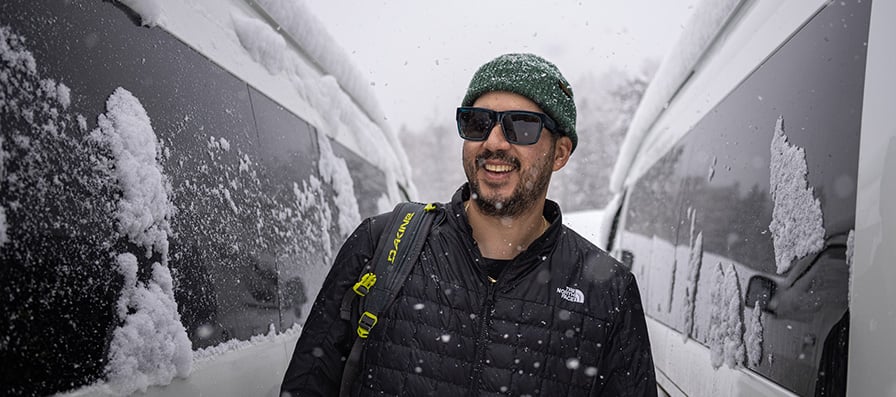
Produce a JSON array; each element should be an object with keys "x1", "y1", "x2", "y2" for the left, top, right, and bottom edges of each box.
[{"x1": 456, "y1": 107, "x2": 558, "y2": 145}]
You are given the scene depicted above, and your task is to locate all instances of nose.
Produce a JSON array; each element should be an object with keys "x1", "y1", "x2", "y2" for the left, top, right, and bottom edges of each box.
[{"x1": 483, "y1": 121, "x2": 512, "y2": 151}]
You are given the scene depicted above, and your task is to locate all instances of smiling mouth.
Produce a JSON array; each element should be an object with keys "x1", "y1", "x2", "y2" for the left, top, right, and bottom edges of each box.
[{"x1": 483, "y1": 163, "x2": 514, "y2": 173}]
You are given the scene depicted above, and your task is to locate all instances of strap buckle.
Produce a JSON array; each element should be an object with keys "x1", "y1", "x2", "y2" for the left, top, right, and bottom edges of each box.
[
  {"x1": 353, "y1": 272, "x2": 376, "y2": 296},
  {"x1": 357, "y1": 311, "x2": 378, "y2": 338}
]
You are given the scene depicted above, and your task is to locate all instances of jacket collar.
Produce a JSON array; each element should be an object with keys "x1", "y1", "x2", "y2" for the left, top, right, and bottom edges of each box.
[{"x1": 447, "y1": 184, "x2": 564, "y2": 286}]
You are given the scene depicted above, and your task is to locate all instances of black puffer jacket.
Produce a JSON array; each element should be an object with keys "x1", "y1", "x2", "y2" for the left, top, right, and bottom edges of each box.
[{"x1": 281, "y1": 185, "x2": 656, "y2": 396}]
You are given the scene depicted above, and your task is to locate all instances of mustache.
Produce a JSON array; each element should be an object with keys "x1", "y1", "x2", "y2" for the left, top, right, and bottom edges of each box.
[{"x1": 475, "y1": 150, "x2": 521, "y2": 169}]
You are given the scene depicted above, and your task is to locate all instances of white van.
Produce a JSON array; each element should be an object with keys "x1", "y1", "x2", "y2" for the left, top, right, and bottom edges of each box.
[
  {"x1": 0, "y1": 1, "x2": 414, "y2": 396},
  {"x1": 600, "y1": 0, "x2": 894, "y2": 395}
]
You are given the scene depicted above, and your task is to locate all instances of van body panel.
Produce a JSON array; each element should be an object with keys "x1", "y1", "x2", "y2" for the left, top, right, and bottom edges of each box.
[
  {"x1": 848, "y1": 0, "x2": 896, "y2": 395},
  {"x1": 648, "y1": 318, "x2": 796, "y2": 396}
]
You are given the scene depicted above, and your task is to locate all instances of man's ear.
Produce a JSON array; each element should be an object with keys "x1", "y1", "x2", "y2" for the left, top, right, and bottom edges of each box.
[{"x1": 552, "y1": 136, "x2": 573, "y2": 171}]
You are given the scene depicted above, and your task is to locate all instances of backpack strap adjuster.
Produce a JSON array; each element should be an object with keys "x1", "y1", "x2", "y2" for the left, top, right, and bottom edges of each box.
[
  {"x1": 353, "y1": 272, "x2": 377, "y2": 296},
  {"x1": 357, "y1": 311, "x2": 378, "y2": 338}
]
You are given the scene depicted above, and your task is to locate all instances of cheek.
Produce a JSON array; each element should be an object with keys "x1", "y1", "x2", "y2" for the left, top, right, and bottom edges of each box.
[{"x1": 462, "y1": 143, "x2": 477, "y2": 160}]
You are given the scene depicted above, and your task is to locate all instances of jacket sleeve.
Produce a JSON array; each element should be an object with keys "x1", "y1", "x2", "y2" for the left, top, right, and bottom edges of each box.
[
  {"x1": 280, "y1": 216, "x2": 380, "y2": 397},
  {"x1": 592, "y1": 274, "x2": 658, "y2": 397}
]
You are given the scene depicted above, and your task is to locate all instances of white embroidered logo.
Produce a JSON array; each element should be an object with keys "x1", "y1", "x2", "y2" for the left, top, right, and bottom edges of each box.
[{"x1": 557, "y1": 286, "x2": 585, "y2": 304}]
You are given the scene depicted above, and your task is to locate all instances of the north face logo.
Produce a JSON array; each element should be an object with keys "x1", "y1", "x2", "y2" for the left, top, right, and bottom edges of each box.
[{"x1": 557, "y1": 286, "x2": 585, "y2": 303}]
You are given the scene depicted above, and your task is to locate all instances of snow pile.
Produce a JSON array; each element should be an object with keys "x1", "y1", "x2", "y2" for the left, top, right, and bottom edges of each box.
[
  {"x1": 745, "y1": 303, "x2": 763, "y2": 367},
  {"x1": 610, "y1": 0, "x2": 742, "y2": 193},
  {"x1": 316, "y1": 125, "x2": 361, "y2": 237},
  {"x1": 231, "y1": 12, "x2": 285, "y2": 75},
  {"x1": 768, "y1": 116, "x2": 825, "y2": 274},
  {"x1": 119, "y1": 0, "x2": 165, "y2": 27},
  {"x1": 682, "y1": 208, "x2": 703, "y2": 341},
  {"x1": 106, "y1": 257, "x2": 192, "y2": 394},
  {"x1": 91, "y1": 88, "x2": 191, "y2": 394},
  {"x1": 293, "y1": 178, "x2": 333, "y2": 258},
  {"x1": 708, "y1": 263, "x2": 745, "y2": 369},
  {"x1": 91, "y1": 88, "x2": 174, "y2": 263},
  {"x1": 286, "y1": 69, "x2": 379, "y2": 222}
]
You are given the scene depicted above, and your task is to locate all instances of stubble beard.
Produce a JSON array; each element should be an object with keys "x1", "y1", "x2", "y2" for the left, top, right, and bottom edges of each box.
[{"x1": 464, "y1": 147, "x2": 554, "y2": 218}]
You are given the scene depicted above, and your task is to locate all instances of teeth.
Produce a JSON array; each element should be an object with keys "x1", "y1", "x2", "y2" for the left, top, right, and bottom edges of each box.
[{"x1": 484, "y1": 164, "x2": 513, "y2": 172}]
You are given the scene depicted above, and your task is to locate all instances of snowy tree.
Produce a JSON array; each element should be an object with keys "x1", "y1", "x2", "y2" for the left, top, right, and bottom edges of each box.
[
  {"x1": 550, "y1": 63, "x2": 654, "y2": 211},
  {"x1": 400, "y1": 121, "x2": 465, "y2": 203}
]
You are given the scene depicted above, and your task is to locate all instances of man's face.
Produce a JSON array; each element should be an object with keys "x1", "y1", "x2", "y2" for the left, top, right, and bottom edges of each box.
[{"x1": 462, "y1": 91, "x2": 570, "y2": 218}]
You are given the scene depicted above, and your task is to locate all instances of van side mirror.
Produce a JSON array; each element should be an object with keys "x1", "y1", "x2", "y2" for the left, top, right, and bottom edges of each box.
[{"x1": 746, "y1": 275, "x2": 776, "y2": 312}]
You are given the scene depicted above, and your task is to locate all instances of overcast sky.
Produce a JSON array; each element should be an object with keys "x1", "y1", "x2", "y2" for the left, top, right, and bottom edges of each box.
[{"x1": 305, "y1": 1, "x2": 700, "y2": 132}]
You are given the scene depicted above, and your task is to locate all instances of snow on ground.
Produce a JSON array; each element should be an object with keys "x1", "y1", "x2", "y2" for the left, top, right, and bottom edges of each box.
[{"x1": 192, "y1": 323, "x2": 301, "y2": 365}]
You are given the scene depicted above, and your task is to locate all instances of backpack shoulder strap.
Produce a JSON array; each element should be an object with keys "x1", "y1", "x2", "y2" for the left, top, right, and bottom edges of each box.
[
  {"x1": 339, "y1": 201, "x2": 438, "y2": 396},
  {"x1": 355, "y1": 201, "x2": 437, "y2": 337}
]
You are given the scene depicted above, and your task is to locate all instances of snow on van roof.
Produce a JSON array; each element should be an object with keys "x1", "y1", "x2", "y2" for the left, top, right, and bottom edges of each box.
[
  {"x1": 121, "y1": 0, "x2": 416, "y2": 201},
  {"x1": 609, "y1": 0, "x2": 743, "y2": 194},
  {"x1": 118, "y1": 0, "x2": 164, "y2": 27}
]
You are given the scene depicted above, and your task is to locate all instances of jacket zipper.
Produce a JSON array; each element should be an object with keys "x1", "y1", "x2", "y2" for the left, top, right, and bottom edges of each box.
[{"x1": 469, "y1": 279, "x2": 498, "y2": 395}]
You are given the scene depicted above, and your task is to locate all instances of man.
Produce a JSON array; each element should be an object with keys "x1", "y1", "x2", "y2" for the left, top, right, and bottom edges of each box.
[{"x1": 281, "y1": 53, "x2": 656, "y2": 396}]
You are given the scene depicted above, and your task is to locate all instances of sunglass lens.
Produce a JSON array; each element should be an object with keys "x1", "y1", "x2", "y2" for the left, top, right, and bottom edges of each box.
[
  {"x1": 459, "y1": 109, "x2": 493, "y2": 140},
  {"x1": 504, "y1": 113, "x2": 542, "y2": 144}
]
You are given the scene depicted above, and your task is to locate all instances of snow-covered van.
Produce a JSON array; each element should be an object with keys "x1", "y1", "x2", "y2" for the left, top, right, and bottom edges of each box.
[
  {"x1": 0, "y1": 1, "x2": 414, "y2": 396},
  {"x1": 599, "y1": 0, "x2": 894, "y2": 396}
]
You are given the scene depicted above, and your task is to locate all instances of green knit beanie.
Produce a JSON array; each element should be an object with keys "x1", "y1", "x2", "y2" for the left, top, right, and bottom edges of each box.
[{"x1": 461, "y1": 53, "x2": 577, "y2": 152}]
